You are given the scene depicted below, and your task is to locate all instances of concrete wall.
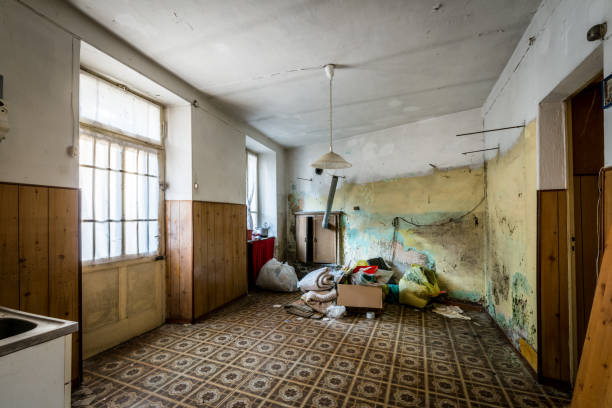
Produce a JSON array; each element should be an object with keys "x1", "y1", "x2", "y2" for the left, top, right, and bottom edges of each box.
[
  {"x1": 0, "y1": 0, "x2": 79, "y2": 188},
  {"x1": 481, "y1": 0, "x2": 612, "y2": 363},
  {"x1": 287, "y1": 109, "x2": 488, "y2": 301}
]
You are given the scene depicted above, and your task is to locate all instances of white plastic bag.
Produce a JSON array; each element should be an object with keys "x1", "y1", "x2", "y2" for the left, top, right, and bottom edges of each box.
[
  {"x1": 326, "y1": 305, "x2": 346, "y2": 319},
  {"x1": 256, "y1": 258, "x2": 298, "y2": 292}
]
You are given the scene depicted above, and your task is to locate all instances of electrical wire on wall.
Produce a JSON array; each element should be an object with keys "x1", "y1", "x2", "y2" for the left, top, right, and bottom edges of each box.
[{"x1": 390, "y1": 195, "x2": 486, "y2": 264}]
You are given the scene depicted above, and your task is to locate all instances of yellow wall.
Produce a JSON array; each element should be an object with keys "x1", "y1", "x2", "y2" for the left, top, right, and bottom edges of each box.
[
  {"x1": 484, "y1": 120, "x2": 538, "y2": 355},
  {"x1": 82, "y1": 258, "x2": 165, "y2": 358}
]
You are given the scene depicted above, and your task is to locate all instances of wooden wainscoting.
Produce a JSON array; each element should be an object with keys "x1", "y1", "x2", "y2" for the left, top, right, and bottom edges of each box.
[
  {"x1": 0, "y1": 182, "x2": 81, "y2": 382},
  {"x1": 537, "y1": 189, "x2": 570, "y2": 386},
  {"x1": 166, "y1": 200, "x2": 247, "y2": 322}
]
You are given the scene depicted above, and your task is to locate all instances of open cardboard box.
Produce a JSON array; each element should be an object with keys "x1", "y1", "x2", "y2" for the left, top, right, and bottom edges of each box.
[{"x1": 337, "y1": 284, "x2": 383, "y2": 311}]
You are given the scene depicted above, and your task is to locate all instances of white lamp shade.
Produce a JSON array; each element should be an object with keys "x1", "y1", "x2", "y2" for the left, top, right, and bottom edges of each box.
[{"x1": 310, "y1": 150, "x2": 352, "y2": 169}]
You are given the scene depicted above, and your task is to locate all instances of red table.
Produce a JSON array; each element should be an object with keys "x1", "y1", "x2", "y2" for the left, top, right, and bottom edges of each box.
[{"x1": 247, "y1": 237, "x2": 275, "y2": 285}]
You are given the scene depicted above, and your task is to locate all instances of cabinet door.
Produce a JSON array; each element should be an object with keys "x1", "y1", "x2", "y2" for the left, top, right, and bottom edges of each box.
[
  {"x1": 296, "y1": 215, "x2": 308, "y2": 263},
  {"x1": 313, "y1": 214, "x2": 337, "y2": 264}
]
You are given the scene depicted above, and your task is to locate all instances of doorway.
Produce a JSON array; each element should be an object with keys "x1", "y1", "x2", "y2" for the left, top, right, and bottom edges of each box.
[{"x1": 569, "y1": 76, "x2": 604, "y2": 363}]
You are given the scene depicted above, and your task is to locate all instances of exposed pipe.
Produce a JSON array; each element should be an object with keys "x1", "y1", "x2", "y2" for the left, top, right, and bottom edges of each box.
[{"x1": 323, "y1": 176, "x2": 338, "y2": 229}]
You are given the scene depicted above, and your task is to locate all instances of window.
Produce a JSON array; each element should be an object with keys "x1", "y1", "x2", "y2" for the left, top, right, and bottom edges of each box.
[
  {"x1": 79, "y1": 71, "x2": 163, "y2": 263},
  {"x1": 246, "y1": 151, "x2": 258, "y2": 229}
]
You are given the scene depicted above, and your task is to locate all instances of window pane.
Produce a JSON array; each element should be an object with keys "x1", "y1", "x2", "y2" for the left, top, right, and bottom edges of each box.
[
  {"x1": 110, "y1": 143, "x2": 122, "y2": 170},
  {"x1": 148, "y1": 221, "x2": 159, "y2": 254},
  {"x1": 148, "y1": 104, "x2": 161, "y2": 142},
  {"x1": 138, "y1": 175, "x2": 148, "y2": 219},
  {"x1": 79, "y1": 74, "x2": 98, "y2": 123},
  {"x1": 94, "y1": 169, "x2": 109, "y2": 221},
  {"x1": 148, "y1": 152, "x2": 158, "y2": 176},
  {"x1": 94, "y1": 222, "x2": 109, "y2": 260},
  {"x1": 125, "y1": 221, "x2": 137, "y2": 255},
  {"x1": 80, "y1": 167, "x2": 93, "y2": 220},
  {"x1": 138, "y1": 150, "x2": 147, "y2": 174},
  {"x1": 251, "y1": 212, "x2": 258, "y2": 229},
  {"x1": 80, "y1": 135, "x2": 94, "y2": 166},
  {"x1": 81, "y1": 222, "x2": 93, "y2": 261},
  {"x1": 125, "y1": 173, "x2": 137, "y2": 220},
  {"x1": 125, "y1": 148, "x2": 137, "y2": 173},
  {"x1": 110, "y1": 221, "x2": 122, "y2": 258},
  {"x1": 109, "y1": 171, "x2": 122, "y2": 220},
  {"x1": 79, "y1": 71, "x2": 161, "y2": 143},
  {"x1": 247, "y1": 153, "x2": 258, "y2": 213},
  {"x1": 148, "y1": 177, "x2": 158, "y2": 219},
  {"x1": 138, "y1": 221, "x2": 148, "y2": 254},
  {"x1": 95, "y1": 139, "x2": 109, "y2": 168}
]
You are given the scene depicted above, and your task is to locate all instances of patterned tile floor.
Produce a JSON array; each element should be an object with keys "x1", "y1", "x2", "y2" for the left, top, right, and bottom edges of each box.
[{"x1": 72, "y1": 292, "x2": 571, "y2": 408}]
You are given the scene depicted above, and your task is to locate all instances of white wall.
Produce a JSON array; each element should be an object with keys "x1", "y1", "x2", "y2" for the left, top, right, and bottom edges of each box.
[
  {"x1": 191, "y1": 107, "x2": 246, "y2": 205},
  {"x1": 0, "y1": 0, "x2": 79, "y2": 188},
  {"x1": 287, "y1": 108, "x2": 484, "y2": 199},
  {"x1": 20, "y1": 0, "x2": 286, "y2": 208},
  {"x1": 482, "y1": 0, "x2": 612, "y2": 176},
  {"x1": 165, "y1": 105, "x2": 192, "y2": 201}
]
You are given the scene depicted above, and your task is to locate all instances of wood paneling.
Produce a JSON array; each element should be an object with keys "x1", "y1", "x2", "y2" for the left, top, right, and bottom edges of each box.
[
  {"x1": 49, "y1": 188, "x2": 79, "y2": 378},
  {"x1": 165, "y1": 200, "x2": 193, "y2": 322},
  {"x1": 538, "y1": 190, "x2": 570, "y2": 384},
  {"x1": 0, "y1": 184, "x2": 19, "y2": 309},
  {"x1": 19, "y1": 185, "x2": 49, "y2": 316},
  {"x1": 573, "y1": 175, "x2": 600, "y2": 360},
  {"x1": 166, "y1": 200, "x2": 247, "y2": 322},
  {"x1": 0, "y1": 182, "x2": 81, "y2": 383},
  {"x1": 571, "y1": 228, "x2": 612, "y2": 407}
]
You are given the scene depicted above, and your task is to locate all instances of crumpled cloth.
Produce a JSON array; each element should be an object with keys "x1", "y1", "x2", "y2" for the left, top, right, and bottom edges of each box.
[
  {"x1": 301, "y1": 289, "x2": 338, "y2": 314},
  {"x1": 298, "y1": 267, "x2": 334, "y2": 292}
]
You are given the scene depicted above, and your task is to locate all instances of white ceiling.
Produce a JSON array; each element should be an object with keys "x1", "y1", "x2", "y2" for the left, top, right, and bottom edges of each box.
[{"x1": 68, "y1": 0, "x2": 540, "y2": 147}]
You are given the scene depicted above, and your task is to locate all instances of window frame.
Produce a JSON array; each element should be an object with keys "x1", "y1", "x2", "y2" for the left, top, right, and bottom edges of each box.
[
  {"x1": 246, "y1": 150, "x2": 259, "y2": 229},
  {"x1": 79, "y1": 68, "x2": 166, "y2": 266}
]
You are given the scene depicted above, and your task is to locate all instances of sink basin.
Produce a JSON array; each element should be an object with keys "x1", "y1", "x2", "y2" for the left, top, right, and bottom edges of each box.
[{"x1": 0, "y1": 318, "x2": 37, "y2": 340}]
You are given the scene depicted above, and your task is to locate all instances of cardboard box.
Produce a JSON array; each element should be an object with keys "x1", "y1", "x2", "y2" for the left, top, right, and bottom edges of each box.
[{"x1": 337, "y1": 284, "x2": 383, "y2": 310}]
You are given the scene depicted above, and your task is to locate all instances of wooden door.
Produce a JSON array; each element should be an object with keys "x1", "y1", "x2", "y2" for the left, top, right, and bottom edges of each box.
[
  {"x1": 296, "y1": 215, "x2": 308, "y2": 263},
  {"x1": 570, "y1": 79, "x2": 604, "y2": 363},
  {"x1": 313, "y1": 214, "x2": 337, "y2": 264},
  {"x1": 538, "y1": 190, "x2": 570, "y2": 384}
]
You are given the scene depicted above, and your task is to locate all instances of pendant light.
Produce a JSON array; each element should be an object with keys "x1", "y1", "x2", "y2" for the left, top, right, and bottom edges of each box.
[{"x1": 310, "y1": 64, "x2": 352, "y2": 169}]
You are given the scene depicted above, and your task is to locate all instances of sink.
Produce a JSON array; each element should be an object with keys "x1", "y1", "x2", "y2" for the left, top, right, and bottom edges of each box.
[{"x1": 0, "y1": 318, "x2": 37, "y2": 340}]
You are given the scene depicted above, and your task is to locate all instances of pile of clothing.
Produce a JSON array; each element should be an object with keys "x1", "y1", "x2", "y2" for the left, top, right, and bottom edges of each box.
[{"x1": 285, "y1": 267, "x2": 342, "y2": 318}]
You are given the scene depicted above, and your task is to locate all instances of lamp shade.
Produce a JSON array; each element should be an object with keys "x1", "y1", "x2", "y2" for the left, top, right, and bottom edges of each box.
[{"x1": 310, "y1": 150, "x2": 352, "y2": 169}]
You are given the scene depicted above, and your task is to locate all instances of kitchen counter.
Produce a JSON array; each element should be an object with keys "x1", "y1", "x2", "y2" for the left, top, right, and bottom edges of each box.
[{"x1": 0, "y1": 307, "x2": 78, "y2": 358}]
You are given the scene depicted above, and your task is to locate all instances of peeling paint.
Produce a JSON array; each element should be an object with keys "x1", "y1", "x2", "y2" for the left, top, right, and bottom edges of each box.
[
  {"x1": 288, "y1": 166, "x2": 486, "y2": 302},
  {"x1": 485, "y1": 120, "x2": 538, "y2": 349}
]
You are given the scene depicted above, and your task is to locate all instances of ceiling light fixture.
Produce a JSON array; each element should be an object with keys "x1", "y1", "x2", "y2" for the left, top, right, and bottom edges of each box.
[{"x1": 310, "y1": 64, "x2": 352, "y2": 169}]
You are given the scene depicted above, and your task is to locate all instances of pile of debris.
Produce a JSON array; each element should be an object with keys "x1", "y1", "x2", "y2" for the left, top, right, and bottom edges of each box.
[{"x1": 258, "y1": 256, "x2": 470, "y2": 320}]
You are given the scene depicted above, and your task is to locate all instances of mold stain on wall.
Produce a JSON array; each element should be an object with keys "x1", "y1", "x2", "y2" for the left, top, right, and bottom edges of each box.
[
  {"x1": 484, "y1": 120, "x2": 537, "y2": 354},
  {"x1": 288, "y1": 166, "x2": 486, "y2": 302}
]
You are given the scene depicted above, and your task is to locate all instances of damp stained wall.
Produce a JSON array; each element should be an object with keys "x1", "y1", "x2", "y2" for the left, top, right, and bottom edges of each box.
[
  {"x1": 484, "y1": 120, "x2": 538, "y2": 351},
  {"x1": 287, "y1": 109, "x2": 487, "y2": 302}
]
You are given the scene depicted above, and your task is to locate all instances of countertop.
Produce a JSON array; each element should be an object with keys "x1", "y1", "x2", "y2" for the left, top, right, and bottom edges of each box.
[{"x1": 0, "y1": 307, "x2": 78, "y2": 358}]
